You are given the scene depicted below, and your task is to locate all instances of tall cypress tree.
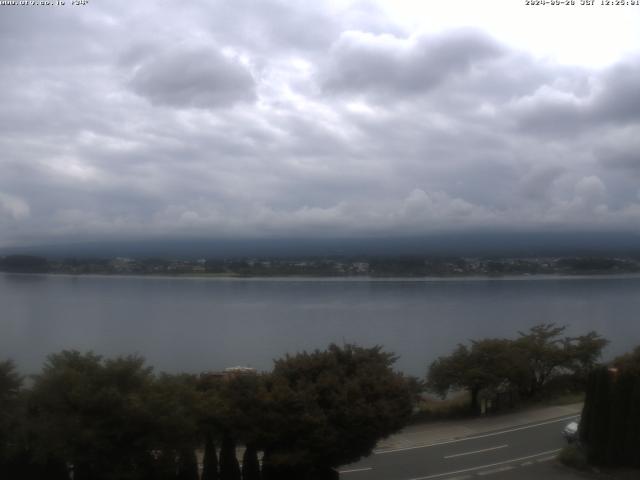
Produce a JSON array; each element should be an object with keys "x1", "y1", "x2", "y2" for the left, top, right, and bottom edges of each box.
[
  {"x1": 582, "y1": 366, "x2": 640, "y2": 467},
  {"x1": 581, "y1": 368, "x2": 599, "y2": 461},
  {"x1": 219, "y1": 434, "x2": 241, "y2": 480},
  {"x1": 202, "y1": 434, "x2": 219, "y2": 480},
  {"x1": 154, "y1": 450, "x2": 178, "y2": 480},
  {"x1": 606, "y1": 371, "x2": 632, "y2": 465},
  {"x1": 626, "y1": 377, "x2": 640, "y2": 467},
  {"x1": 241, "y1": 444, "x2": 260, "y2": 480},
  {"x1": 260, "y1": 451, "x2": 274, "y2": 480},
  {"x1": 589, "y1": 367, "x2": 612, "y2": 465},
  {"x1": 176, "y1": 448, "x2": 199, "y2": 480}
]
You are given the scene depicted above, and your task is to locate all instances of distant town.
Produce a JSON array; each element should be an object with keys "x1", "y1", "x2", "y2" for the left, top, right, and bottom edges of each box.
[{"x1": 2, "y1": 254, "x2": 640, "y2": 277}]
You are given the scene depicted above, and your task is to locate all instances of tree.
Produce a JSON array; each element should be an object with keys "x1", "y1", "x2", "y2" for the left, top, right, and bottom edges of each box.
[
  {"x1": 580, "y1": 367, "x2": 612, "y2": 464},
  {"x1": 515, "y1": 324, "x2": 570, "y2": 397},
  {"x1": 146, "y1": 373, "x2": 202, "y2": 478},
  {"x1": 201, "y1": 433, "x2": 219, "y2": 480},
  {"x1": 241, "y1": 444, "x2": 260, "y2": 480},
  {"x1": 580, "y1": 345, "x2": 640, "y2": 468},
  {"x1": 28, "y1": 351, "x2": 157, "y2": 480},
  {"x1": 515, "y1": 324, "x2": 607, "y2": 397},
  {"x1": 581, "y1": 366, "x2": 640, "y2": 467},
  {"x1": 0, "y1": 360, "x2": 23, "y2": 477},
  {"x1": 259, "y1": 344, "x2": 413, "y2": 477},
  {"x1": 219, "y1": 434, "x2": 241, "y2": 480},
  {"x1": 427, "y1": 339, "x2": 525, "y2": 414},
  {"x1": 427, "y1": 325, "x2": 608, "y2": 412},
  {"x1": 199, "y1": 372, "x2": 264, "y2": 480},
  {"x1": 176, "y1": 448, "x2": 199, "y2": 480},
  {"x1": 566, "y1": 331, "x2": 610, "y2": 386},
  {"x1": 613, "y1": 345, "x2": 640, "y2": 374}
]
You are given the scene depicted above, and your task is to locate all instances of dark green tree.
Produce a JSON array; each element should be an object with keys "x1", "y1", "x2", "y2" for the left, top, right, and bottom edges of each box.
[
  {"x1": 199, "y1": 372, "x2": 263, "y2": 480},
  {"x1": 219, "y1": 434, "x2": 241, "y2": 480},
  {"x1": 176, "y1": 448, "x2": 198, "y2": 480},
  {"x1": 260, "y1": 344, "x2": 412, "y2": 477},
  {"x1": 515, "y1": 324, "x2": 572, "y2": 397},
  {"x1": 605, "y1": 371, "x2": 634, "y2": 465},
  {"x1": 427, "y1": 339, "x2": 525, "y2": 414},
  {"x1": 0, "y1": 360, "x2": 26, "y2": 478},
  {"x1": 241, "y1": 444, "x2": 260, "y2": 480},
  {"x1": 428, "y1": 325, "x2": 608, "y2": 411},
  {"x1": 613, "y1": 345, "x2": 640, "y2": 374},
  {"x1": 580, "y1": 345, "x2": 640, "y2": 468},
  {"x1": 514, "y1": 324, "x2": 606, "y2": 397},
  {"x1": 581, "y1": 367, "x2": 613, "y2": 465},
  {"x1": 214, "y1": 373, "x2": 266, "y2": 447},
  {"x1": 146, "y1": 373, "x2": 202, "y2": 478},
  {"x1": 28, "y1": 351, "x2": 157, "y2": 480},
  {"x1": 201, "y1": 433, "x2": 219, "y2": 480}
]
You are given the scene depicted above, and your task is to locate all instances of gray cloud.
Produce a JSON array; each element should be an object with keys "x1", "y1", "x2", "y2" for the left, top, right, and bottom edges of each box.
[
  {"x1": 322, "y1": 28, "x2": 504, "y2": 96},
  {"x1": 595, "y1": 58, "x2": 640, "y2": 123},
  {"x1": 1, "y1": 1, "x2": 640, "y2": 247},
  {"x1": 128, "y1": 45, "x2": 256, "y2": 109},
  {"x1": 507, "y1": 56, "x2": 640, "y2": 137}
]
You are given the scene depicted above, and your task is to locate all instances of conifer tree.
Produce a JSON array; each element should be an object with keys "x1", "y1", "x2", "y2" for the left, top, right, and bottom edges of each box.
[
  {"x1": 588, "y1": 367, "x2": 612, "y2": 465},
  {"x1": 202, "y1": 434, "x2": 219, "y2": 480},
  {"x1": 606, "y1": 371, "x2": 632, "y2": 465},
  {"x1": 177, "y1": 448, "x2": 199, "y2": 480},
  {"x1": 626, "y1": 377, "x2": 640, "y2": 467},
  {"x1": 219, "y1": 434, "x2": 241, "y2": 480},
  {"x1": 241, "y1": 444, "x2": 260, "y2": 480}
]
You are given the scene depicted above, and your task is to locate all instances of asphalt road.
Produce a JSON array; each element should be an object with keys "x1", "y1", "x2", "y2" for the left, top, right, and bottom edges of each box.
[{"x1": 339, "y1": 415, "x2": 579, "y2": 480}]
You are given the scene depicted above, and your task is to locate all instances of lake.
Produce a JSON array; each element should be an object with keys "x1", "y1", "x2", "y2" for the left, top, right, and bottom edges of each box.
[{"x1": 1, "y1": 273, "x2": 639, "y2": 376}]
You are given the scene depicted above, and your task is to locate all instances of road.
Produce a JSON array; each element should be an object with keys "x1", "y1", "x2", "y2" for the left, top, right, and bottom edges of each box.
[{"x1": 339, "y1": 414, "x2": 579, "y2": 480}]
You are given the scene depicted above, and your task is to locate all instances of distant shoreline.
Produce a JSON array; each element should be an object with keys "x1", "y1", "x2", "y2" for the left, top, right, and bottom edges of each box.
[
  {"x1": 4, "y1": 271, "x2": 640, "y2": 282},
  {"x1": 3, "y1": 253, "x2": 640, "y2": 280}
]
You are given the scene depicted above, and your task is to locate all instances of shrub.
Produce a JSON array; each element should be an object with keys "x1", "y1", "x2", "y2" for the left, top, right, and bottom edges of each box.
[{"x1": 559, "y1": 445, "x2": 588, "y2": 471}]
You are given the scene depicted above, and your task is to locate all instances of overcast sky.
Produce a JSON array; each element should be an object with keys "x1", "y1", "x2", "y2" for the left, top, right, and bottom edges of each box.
[{"x1": 1, "y1": 0, "x2": 639, "y2": 247}]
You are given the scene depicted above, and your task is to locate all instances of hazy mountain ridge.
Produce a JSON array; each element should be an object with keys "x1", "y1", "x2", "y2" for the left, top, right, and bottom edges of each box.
[{"x1": 2, "y1": 231, "x2": 640, "y2": 260}]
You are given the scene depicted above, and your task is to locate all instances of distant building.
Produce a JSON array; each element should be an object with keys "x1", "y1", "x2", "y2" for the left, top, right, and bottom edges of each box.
[
  {"x1": 199, "y1": 366, "x2": 257, "y2": 386},
  {"x1": 224, "y1": 366, "x2": 257, "y2": 376}
]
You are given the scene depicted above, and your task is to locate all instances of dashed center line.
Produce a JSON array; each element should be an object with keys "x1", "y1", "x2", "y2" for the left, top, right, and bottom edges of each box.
[
  {"x1": 406, "y1": 448, "x2": 561, "y2": 480},
  {"x1": 535, "y1": 455, "x2": 557, "y2": 463},
  {"x1": 478, "y1": 465, "x2": 514, "y2": 476},
  {"x1": 339, "y1": 467, "x2": 373, "y2": 474},
  {"x1": 444, "y1": 444, "x2": 508, "y2": 459}
]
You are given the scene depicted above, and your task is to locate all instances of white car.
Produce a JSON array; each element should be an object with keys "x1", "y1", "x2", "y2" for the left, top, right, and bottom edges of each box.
[{"x1": 562, "y1": 418, "x2": 580, "y2": 443}]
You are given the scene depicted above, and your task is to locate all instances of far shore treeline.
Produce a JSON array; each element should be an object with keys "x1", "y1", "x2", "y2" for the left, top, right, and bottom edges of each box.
[{"x1": 2, "y1": 254, "x2": 640, "y2": 277}]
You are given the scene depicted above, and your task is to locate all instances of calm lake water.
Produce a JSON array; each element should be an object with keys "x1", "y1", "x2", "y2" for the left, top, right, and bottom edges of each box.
[{"x1": 1, "y1": 273, "x2": 639, "y2": 376}]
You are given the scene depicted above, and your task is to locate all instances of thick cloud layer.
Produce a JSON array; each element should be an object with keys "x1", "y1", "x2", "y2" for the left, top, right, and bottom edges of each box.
[
  {"x1": 129, "y1": 46, "x2": 256, "y2": 109},
  {"x1": 1, "y1": 1, "x2": 639, "y2": 247}
]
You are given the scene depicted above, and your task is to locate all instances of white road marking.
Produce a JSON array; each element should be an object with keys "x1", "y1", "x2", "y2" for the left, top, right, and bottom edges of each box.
[
  {"x1": 444, "y1": 444, "x2": 508, "y2": 459},
  {"x1": 478, "y1": 466, "x2": 514, "y2": 475},
  {"x1": 339, "y1": 467, "x2": 373, "y2": 474},
  {"x1": 406, "y1": 448, "x2": 561, "y2": 480},
  {"x1": 375, "y1": 415, "x2": 578, "y2": 454},
  {"x1": 535, "y1": 455, "x2": 557, "y2": 463}
]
